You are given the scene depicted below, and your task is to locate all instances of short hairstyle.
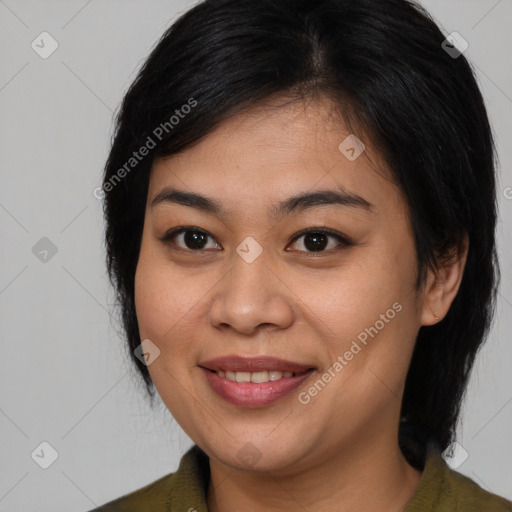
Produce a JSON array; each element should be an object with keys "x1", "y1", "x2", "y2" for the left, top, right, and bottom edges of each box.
[{"x1": 101, "y1": 0, "x2": 499, "y2": 469}]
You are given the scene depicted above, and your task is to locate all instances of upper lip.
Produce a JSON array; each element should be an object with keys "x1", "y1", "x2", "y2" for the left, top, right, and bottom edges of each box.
[{"x1": 199, "y1": 355, "x2": 314, "y2": 373}]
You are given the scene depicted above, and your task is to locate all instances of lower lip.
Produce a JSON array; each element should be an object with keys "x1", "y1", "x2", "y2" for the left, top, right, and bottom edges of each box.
[{"x1": 201, "y1": 368, "x2": 315, "y2": 408}]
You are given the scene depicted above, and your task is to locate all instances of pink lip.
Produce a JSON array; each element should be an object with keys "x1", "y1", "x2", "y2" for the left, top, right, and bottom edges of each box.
[
  {"x1": 202, "y1": 368, "x2": 314, "y2": 407},
  {"x1": 199, "y1": 355, "x2": 313, "y2": 373},
  {"x1": 199, "y1": 355, "x2": 315, "y2": 408}
]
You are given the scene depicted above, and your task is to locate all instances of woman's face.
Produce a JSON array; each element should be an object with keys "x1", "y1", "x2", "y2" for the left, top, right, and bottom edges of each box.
[{"x1": 135, "y1": 97, "x2": 431, "y2": 473}]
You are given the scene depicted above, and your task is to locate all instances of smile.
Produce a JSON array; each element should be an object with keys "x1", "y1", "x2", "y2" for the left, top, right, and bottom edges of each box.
[
  {"x1": 214, "y1": 369, "x2": 296, "y2": 382},
  {"x1": 199, "y1": 355, "x2": 315, "y2": 407}
]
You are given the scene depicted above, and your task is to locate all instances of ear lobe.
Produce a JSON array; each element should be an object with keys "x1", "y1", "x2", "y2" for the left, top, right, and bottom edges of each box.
[{"x1": 420, "y1": 233, "x2": 469, "y2": 326}]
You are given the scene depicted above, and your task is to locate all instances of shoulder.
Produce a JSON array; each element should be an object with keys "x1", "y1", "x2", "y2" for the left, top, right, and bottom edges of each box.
[
  {"x1": 441, "y1": 463, "x2": 512, "y2": 511},
  {"x1": 407, "y1": 448, "x2": 512, "y2": 511},
  {"x1": 88, "y1": 471, "x2": 176, "y2": 512},
  {"x1": 87, "y1": 445, "x2": 210, "y2": 512}
]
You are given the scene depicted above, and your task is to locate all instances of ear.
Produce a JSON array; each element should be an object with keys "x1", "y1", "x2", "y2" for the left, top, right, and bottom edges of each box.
[{"x1": 420, "y1": 233, "x2": 469, "y2": 326}]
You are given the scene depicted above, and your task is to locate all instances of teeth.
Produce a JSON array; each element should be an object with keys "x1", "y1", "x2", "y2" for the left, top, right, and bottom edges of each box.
[
  {"x1": 216, "y1": 370, "x2": 296, "y2": 383},
  {"x1": 251, "y1": 371, "x2": 269, "y2": 383},
  {"x1": 235, "y1": 371, "x2": 251, "y2": 383}
]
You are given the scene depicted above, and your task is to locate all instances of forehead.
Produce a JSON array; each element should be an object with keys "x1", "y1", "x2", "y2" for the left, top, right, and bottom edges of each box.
[{"x1": 148, "y1": 97, "x2": 406, "y2": 220}]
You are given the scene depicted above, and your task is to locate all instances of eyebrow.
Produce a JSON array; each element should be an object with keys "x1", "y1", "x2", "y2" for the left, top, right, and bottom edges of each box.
[{"x1": 150, "y1": 185, "x2": 374, "y2": 218}]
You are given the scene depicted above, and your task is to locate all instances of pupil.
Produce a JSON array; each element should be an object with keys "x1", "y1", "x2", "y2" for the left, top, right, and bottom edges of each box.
[
  {"x1": 182, "y1": 231, "x2": 329, "y2": 251},
  {"x1": 185, "y1": 231, "x2": 207, "y2": 250},
  {"x1": 304, "y1": 233, "x2": 327, "y2": 251}
]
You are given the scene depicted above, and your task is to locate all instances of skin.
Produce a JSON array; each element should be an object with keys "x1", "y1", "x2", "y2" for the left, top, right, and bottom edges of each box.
[{"x1": 134, "y1": 96, "x2": 468, "y2": 512}]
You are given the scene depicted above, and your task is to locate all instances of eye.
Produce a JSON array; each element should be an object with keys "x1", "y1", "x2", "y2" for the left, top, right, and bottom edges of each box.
[
  {"x1": 159, "y1": 226, "x2": 352, "y2": 254},
  {"x1": 287, "y1": 228, "x2": 352, "y2": 253},
  {"x1": 159, "y1": 226, "x2": 221, "y2": 251}
]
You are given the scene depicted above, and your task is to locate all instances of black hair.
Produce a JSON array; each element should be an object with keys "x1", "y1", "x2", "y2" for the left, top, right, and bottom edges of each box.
[{"x1": 102, "y1": 0, "x2": 499, "y2": 470}]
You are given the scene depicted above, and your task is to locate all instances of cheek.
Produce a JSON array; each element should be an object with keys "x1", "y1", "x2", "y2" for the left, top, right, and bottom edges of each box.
[
  {"x1": 134, "y1": 262, "x2": 170, "y2": 340},
  {"x1": 134, "y1": 252, "x2": 203, "y2": 342},
  {"x1": 133, "y1": 248, "x2": 221, "y2": 400},
  {"x1": 134, "y1": 256, "x2": 201, "y2": 406},
  {"x1": 298, "y1": 246, "x2": 414, "y2": 335},
  {"x1": 302, "y1": 239, "x2": 419, "y2": 385}
]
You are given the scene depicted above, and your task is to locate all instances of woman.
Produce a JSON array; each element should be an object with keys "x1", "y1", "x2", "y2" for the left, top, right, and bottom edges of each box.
[{"x1": 90, "y1": 0, "x2": 512, "y2": 510}]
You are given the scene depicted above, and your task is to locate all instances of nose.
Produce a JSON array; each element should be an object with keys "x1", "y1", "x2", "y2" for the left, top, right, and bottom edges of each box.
[{"x1": 207, "y1": 247, "x2": 295, "y2": 336}]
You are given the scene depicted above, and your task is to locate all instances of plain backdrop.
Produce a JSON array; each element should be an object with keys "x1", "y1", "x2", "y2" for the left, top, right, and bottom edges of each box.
[{"x1": 0, "y1": 0, "x2": 511, "y2": 510}]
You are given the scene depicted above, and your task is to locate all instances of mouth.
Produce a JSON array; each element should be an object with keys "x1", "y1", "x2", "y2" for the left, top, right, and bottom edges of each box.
[
  {"x1": 210, "y1": 369, "x2": 304, "y2": 383},
  {"x1": 199, "y1": 355, "x2": 316, "y2": 407},
  {"x1": 199, "y1": 354, "x2": 314, "y2": 373}
]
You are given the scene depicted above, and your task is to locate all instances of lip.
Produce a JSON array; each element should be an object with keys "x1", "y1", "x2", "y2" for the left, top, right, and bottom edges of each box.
[
  {"x1": 199, "y1": 355, "x2": 316, "y2": 408},
  {"x1": 199, "y1": 355, "x2": 313, "y2": 373}
]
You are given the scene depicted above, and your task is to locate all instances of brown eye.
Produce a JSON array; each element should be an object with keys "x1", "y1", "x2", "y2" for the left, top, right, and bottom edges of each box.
[
  {"x1": 287, "y1": 228, "x2": 352, "y2": 253},
  {"x1": 159, "y1": 227, "x2": 221, "y2": 251}
]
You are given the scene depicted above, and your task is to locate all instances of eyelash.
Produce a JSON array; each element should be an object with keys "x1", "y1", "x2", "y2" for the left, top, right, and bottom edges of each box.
[{"x1": 158, "y1": 226, "x2": 353, "y2": 255}]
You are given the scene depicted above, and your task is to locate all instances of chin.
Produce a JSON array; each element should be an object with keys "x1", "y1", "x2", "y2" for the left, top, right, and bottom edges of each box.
[{"x1": 196, "y1": 429, "x2": 315, "y2": 474}]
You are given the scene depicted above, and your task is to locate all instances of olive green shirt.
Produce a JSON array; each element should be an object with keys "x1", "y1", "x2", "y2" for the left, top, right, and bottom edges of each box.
[{"x1": 89, "y1": 444, "x2": 512, "y2": 511}]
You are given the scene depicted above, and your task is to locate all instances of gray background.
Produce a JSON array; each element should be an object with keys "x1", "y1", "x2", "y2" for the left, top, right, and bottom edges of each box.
[{"x1": 0, "y1": 0, "x2": 510, "y2": 510}]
